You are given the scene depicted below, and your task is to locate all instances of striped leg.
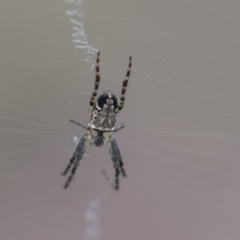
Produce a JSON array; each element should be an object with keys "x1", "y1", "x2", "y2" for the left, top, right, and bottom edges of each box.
[
  {"x1": 90, "y1": 51, "x2": 100, "y2": 108},
  {"x1": 118, "y1": 56, "x2": 132, "y2": 111}
]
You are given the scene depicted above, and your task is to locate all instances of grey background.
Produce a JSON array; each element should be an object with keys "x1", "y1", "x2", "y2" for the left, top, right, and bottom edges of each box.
[{"x1": 1, "y1": 0, "x2": 240, "y2": 240}]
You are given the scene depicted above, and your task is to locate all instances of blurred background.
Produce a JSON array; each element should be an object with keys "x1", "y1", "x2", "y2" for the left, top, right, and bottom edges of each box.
[{"x1": 1, "y1": 0, "x2": 240, "y2": 239}]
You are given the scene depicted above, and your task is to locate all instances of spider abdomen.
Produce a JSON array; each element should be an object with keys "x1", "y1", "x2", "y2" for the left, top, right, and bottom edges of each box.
[
  {"x1": 92, "y1": 109, "x2": 116, "y2": 129},
  {"x1": 91, "y1": 91, "x2": 118, "y2": 129}
]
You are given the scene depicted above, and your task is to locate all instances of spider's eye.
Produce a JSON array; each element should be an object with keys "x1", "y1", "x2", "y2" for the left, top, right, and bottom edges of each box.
[{"x1": 97, "y1": 95, "x2": 108, "y2": 108}]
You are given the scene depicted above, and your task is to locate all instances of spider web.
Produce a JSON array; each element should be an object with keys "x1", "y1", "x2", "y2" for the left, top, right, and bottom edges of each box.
[{"x1": 1, "y1": 0, "x2": 240, "y2": 240}]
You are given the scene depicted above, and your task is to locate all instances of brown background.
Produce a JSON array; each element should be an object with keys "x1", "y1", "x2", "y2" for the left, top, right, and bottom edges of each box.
[{"x1": 1, "y1": 0, "x2": 240, "y2": 240}]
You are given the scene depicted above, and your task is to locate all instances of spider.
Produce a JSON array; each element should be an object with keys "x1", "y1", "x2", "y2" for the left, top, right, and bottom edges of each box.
[{"x1": 62, "y1": 51, "x2": 132, "y2": 190}]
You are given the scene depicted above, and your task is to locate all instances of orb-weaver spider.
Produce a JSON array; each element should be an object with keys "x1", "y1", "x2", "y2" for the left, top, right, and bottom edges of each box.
[{"x1": 62, "y1": 52, "x2": 132, "y2": 190}]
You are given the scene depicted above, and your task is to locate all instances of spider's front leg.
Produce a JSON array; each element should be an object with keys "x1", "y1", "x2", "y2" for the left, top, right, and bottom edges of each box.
[
  {"x1": 62, "y1": 132, "x2": 88, "y2": 189},
  {"x1": 107, "y1": 135, "x2": 126, "y2": 190}
]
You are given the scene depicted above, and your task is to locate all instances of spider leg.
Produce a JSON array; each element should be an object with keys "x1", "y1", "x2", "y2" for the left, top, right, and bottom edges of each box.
[
  {"x1": 118, "y1": 56, "x2": 132, "y2": 112},
  {"x1": 107, "y1": 135, "x2": 126, "y2": 190},
  {"x1": 90, "y1": 51, "x2": 100, "y2": 108},
  {"x1": 62, "y1": 133, "x2": 88, "y2": 189},
  {"x1": 114, "y1": 123, "x2": 125, "y2": 132},
  {"x1": 62, "y1": 153, "x2": 77, "y2": 176},
  {"x1": 70, "y1": 119, "x2": 87, "y2": 129},
  {"x1": 114, "y1": 167, "x2": 120, "y2": 190},
  {"x1": 63, "y1": 160, "x2": 80, "y2": 189}
]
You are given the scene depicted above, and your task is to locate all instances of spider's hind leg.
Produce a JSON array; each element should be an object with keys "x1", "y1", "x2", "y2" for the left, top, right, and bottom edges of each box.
[
  {"x1": 90, "y1": 51, "x2": 101, "y2": 108},
  {"x1": 118, "y1": 55, "x2": 132, "y2": 112}
]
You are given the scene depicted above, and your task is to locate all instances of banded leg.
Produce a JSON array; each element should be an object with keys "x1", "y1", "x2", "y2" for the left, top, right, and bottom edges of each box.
[
  {"x1": 114, "y1": 123, "x2": 125, "y2": 132},
  {"x1": 62, "y1": 133, "x2": 88, "y2": 189},
  {"x1": 118, "y1": 56, "x2": 132, "y2": 111},
  {"x1": 107, "y1": 135, "x2": 126, "y2": 190},
  {"x1": 69, "y1": 119, "x2": 87, "y2": 129},
  {"x1": 90, "y1": 51, "x2": 100, "y2": 108}
]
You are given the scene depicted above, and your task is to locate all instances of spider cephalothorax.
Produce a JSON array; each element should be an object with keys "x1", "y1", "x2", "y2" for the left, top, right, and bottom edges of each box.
[{"x1": 62, "y1": 51, "x2": 131, "y2": 190}]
